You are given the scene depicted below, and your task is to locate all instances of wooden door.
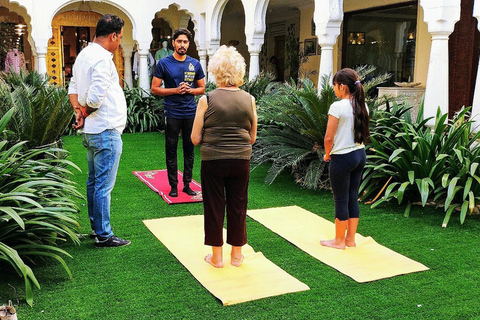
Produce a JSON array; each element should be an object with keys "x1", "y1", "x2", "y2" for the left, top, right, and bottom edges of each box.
[
  {"x1": 448, "y1": 0, "x2": 480, "y2": 117},
  {"x1": 49, "y1": 11, "x2": 124, "y2": 87}
]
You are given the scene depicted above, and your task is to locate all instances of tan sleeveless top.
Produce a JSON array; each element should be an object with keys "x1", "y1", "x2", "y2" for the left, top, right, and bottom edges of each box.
[{"x1": 200, "y1": 88, "x2": 255, "y2": 161}]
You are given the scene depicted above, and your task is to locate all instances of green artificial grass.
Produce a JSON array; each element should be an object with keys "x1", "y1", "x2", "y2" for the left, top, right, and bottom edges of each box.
[{"x1": 2, "y1": 132, "x2": 480, "y2": 319}]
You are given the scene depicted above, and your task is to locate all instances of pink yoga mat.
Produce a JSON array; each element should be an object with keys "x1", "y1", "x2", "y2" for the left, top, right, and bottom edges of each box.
[{"x1": 133, "y1": 169, "x2": 202, "y2": 204}]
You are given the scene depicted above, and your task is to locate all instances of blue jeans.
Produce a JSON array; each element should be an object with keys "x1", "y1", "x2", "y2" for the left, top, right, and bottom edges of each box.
[{"x1": 82, "y1": 129, "x2": 123, "y2": 238}]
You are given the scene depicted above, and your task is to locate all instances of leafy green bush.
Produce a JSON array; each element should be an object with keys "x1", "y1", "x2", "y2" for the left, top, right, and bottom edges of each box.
[
  {"x1": 0, "y1": 109, "x2": 82, "y2": 306},
  {"x1": 0, "y1": 69, "x2": 73, "y2": 148},
  {"x1": 124, "y1": 86, "x2": 164, "y2": 133},
  {"x1": 205, "y1": 81, "x2": 217, "y2": 93},
  {"x1": 252, "y1": 66, "x2": 391, "y2": 189},
  {"x1": 252, "y1": 77, "x2": 333, "y2": 189},
  {"x1": 240, "y1": 72, "x2": 276, "y2": 101},
  {"x1": 201, "y1": 73, "x2": 275, "y2": 102},
  {"x1": 361, "y1": 103, "x2": 480, "y2": 226}
]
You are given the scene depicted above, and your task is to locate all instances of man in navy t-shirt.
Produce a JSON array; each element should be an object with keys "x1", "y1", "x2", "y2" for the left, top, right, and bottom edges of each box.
[{"x1": 151, "y1": 28, "x2": 205, "y2": 197}]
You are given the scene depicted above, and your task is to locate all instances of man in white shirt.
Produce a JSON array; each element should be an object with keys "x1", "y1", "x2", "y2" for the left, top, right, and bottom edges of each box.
[{"x1": 68, "y1": 14, "x2": 130, "y2": 248}]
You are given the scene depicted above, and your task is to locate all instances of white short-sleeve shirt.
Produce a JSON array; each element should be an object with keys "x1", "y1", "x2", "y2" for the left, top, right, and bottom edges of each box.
[{"x1": 327, "y1": 98, "x2": 367, "y2": 155}]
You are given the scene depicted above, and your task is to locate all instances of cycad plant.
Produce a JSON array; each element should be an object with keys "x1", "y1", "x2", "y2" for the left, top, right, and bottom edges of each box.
[
  {"x1": 355, "y1": 65, "x2": 393, "y2": 114},
  {"x1": 0, "y1": 109, "x2": 82, "y2": 306},
  {"x1": 361, "y1": 103, "x2": 480, "y2": 226},
  {"x1": 252, "y1": 77, "x2": 334, "y2": 189},
  {"x1": 1, "y1": 68, "x2": 46, "y2": 89},
  {"x1": 240, "y1": 72, "x2": 276, "y2": 101},
  {"x1": 0, "y1": 69, "x2": 73, "y2": 148},
  {"x1": 124, "y1": 86, "x2": 164, "y2": 133},
  {"x1": 252, "y1": 66, "x2": 391, "y2": 189}
]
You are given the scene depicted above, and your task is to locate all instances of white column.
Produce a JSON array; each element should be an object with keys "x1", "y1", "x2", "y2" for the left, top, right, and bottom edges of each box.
[
  {"x1": 246, "y1": 33, "x2": 265, "y2": 81},
  {"x1": 207, "y1": 40, "x2": 220, "y2": 84},
  {"x1": 420, "y1": 0, "x2": 461, "y2": 127},
  {"x1": 472, "y1": 0, "x2": 480, "y2": 133},
  {"x1": 198, "y1": 48, "x2": 207, "y2": 83},
  {"x1": 243, "y1": 0, "x2": 267, "y2": 81},
  {"x1": 123, "y1": 44, "x2": 134, "y2": 89},
  {"x1": 248, "y1": 51, "x2": 260, "y2": 80},
  {"x1": 314, "y1": 0, "x2": 343, "y2": 89},
  {"x1": 318, "y1": 44, "x2": 335, "y2": 84},
  {"x1": 138, "y1": 47, "x2": 150, "y2": 95},
  {"x1": 195, "y1": 13, "x2": 207, "y2": 83},
  {"x1": 35, "y1": 44, "x2": 48, "y2": 76},
  {"x1": 424, "y1": 33, "x2": 450, "y2": 122},
  {"x1": 33, "y1": 53, "x2": 39, "y2": 73}
]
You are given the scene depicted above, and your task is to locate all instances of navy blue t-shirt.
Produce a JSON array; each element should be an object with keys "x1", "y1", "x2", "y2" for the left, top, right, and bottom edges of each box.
[{"x1": 154, "y1": 55, "x2": 205, "y2": 119}]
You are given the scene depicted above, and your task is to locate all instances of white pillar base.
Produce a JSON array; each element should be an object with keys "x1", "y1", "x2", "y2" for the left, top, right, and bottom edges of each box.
[
  {"x1": 423, "y1": 35, "x2": 449, "y2": 127},
  {"x1": 138, "y1": 50, "x2": 150, "y2": 95},
  {"x1": 123, "y1": 53, "x2": 133, "y2": 89},
  {"x1": 318, "y1": 46, "x2": 334, "y2": 86},
  {"x1": 248, "y1": 52, "x2": 260, "y2": 81}
]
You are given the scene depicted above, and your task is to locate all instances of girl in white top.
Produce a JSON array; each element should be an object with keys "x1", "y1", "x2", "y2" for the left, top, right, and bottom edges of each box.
[{"x1": 321, "y1": 68, "x2": 370, "y2": 250}]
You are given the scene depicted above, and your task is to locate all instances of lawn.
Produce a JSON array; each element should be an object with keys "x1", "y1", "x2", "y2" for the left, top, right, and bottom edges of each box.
[{"x1": 1, "y1": 132, "x2": 480, "y2": 319}]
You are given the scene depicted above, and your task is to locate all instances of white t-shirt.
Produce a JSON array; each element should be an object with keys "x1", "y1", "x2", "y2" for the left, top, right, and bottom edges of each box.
[
  {"x1": 327, "y1": 98, "x2": 367, "y2": 155},
  {"x1": 68, "y1": 43, "x2": 127, "y2": 134}
]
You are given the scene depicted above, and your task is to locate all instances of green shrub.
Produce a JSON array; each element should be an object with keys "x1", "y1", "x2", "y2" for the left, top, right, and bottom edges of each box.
[
  {"x1": 252, "y1": 77, "x2": 333, "y2": 189},
  {"x1": 361, "y1": 103, "x2": 480, "y2": 226},
  {"x1": 0, "y1": 109, "x2": 82, "y2": 306},
  {"x1": 240, "y1": 72, "x2": 276, "y2": 101},
  {"x1": 355, "y1": 65, "x2": 392, "y2": 114},
  {"x1": 252, "y1": 66, "x2": 391, "y2": 189},
  {"x1": 0, "y1": 69, "x2": 73, "y2": 148},
  {"x1": 205, "y1": 81, "x2": 217, "y2": 93},
  {"x1": 124, "y1": 86, "x2": 164, "y2": 133}
]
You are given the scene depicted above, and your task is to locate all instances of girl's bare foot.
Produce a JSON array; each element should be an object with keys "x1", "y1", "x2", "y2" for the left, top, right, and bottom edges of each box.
[
  {"x1": 205, "y1": 254, "x2": 223, "y2": 268},
  {"x1": 231, "y1": 254, "x2": 244, "y2": 267},
  {"x1": 320, "y1": 239, "x2": 345, "y2": 250},
  {"x1": 345, "y1": 238, "x2": 356, "y2": 247}
]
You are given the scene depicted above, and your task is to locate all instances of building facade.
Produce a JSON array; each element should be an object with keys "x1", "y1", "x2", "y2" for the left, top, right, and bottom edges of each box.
[{"x1": 1, "y1": 0, "x2": 479, "y2": 128}]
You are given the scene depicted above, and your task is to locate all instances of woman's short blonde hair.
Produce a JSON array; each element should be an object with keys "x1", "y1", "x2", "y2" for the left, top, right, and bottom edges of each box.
[{"x1": 208, "y1": 45, "x2": 245, "y2": 87}]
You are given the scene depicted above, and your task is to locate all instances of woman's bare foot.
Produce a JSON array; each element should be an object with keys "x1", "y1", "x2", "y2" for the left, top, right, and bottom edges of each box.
[
  {"x1": 205, "y1": 254, "x2": 223, "y2": 268},
  {"x1": 231, "y1": 254, "x2": 244, "y2": 267},
  {"x1": 320, "y1": 239, "x2": 345, "y2": 250},
  {"x1": 345, "y1": 238, "x2": 356, "y2": 247}
]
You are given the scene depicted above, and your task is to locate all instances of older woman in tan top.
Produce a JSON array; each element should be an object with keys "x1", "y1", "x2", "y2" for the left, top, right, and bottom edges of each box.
[{"x1": 191, "y1": 45, "x2": 257, "y2": 268}]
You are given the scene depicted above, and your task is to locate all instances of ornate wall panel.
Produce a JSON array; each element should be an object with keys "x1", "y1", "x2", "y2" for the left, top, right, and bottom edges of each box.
[
  {"x1": 47, "y1": 26, "x2": 61, "y2": 85},
  {"x1": 48, "y1": 10, "x2": 124, "y2": 86}
]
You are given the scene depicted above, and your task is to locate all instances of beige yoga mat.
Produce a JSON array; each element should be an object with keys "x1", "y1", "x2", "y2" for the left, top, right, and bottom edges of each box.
[
  {"x1": 247, "y1": 206, "x2": 429, "y2": 283},
  {"x1": 143, "y1": 215, "x2": 309, "y2": 305}
]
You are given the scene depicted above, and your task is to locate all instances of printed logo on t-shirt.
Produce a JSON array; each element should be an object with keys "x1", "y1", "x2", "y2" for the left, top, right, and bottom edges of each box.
[{"x1": 184, "y1": 63, "x2": 196, "y2": 83}]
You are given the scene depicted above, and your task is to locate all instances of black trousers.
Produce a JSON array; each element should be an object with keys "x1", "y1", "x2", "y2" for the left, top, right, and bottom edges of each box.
[
  {"x1": 201, "y1": 159, "x2": 250, "y2": 247},
  {"x1": 165, "y1": 117, "x2": 195, "y2": 188},
  {"x1": 329, "y1": 148, "x2": 366, "y2": 221}
]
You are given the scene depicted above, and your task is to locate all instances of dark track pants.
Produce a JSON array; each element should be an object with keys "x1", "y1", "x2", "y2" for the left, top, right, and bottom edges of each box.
[
  {"x1": 165, "y1": 117, "x2": 195, "y2": 188},
  {"x1": 201, "y1": 159, "x2": 250, "y2": 247}
]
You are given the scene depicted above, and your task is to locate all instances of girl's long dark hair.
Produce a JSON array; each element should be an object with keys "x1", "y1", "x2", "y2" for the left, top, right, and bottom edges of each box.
[{"x1": 332, "y1": 68, "x2": 370, "y2": 144}]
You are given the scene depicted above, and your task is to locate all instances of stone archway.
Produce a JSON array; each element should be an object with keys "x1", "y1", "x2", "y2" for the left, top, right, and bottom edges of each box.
[
  {"x1": 48, "y1": 10, "x2": 124, "y2": 86},
  {"x1": 156, "y1": 4, "x2": 199, "y2": 59},
  {"x1": 221, "y1": 0, "x2": 247, "y2": 59},
  {"x1": 262, "y1": 0, "x2": 304, "y2": 82}
]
